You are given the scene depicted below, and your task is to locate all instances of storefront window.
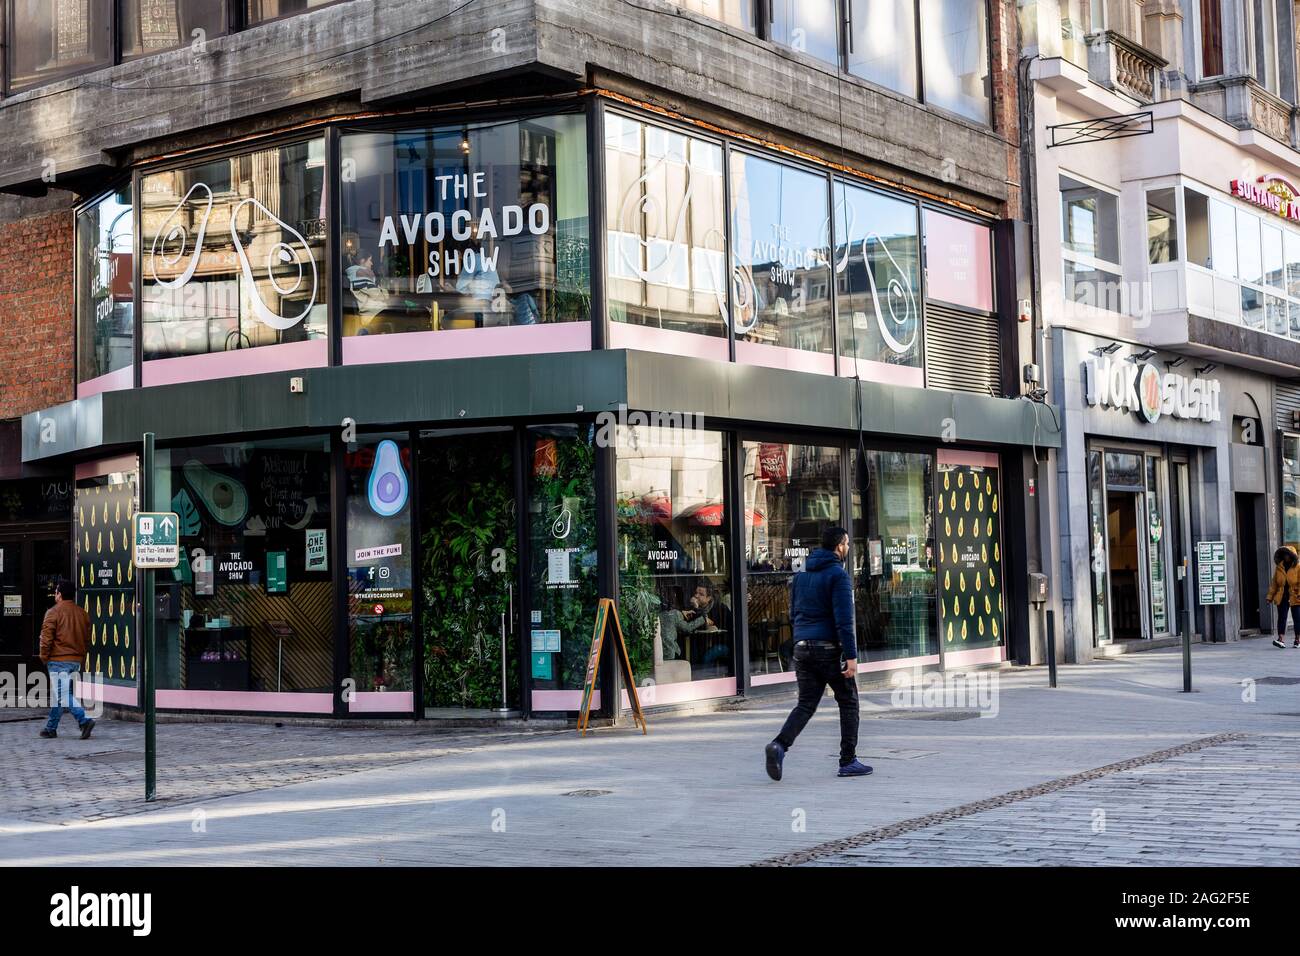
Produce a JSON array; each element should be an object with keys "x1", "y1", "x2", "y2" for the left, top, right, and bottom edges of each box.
[
  {"x1": 154, "y1": 439, "x2": 333, "y2": 699},
  {"x1": 847, "y1": 0, "x2": 918, "y2": 97},
  {"x1": 617, "y1": 427, "x2": 734, "y2": 694},
  {"x1": 744, "y1": 441, "x2": 841, "y2": 676},
  {"x1": 605, "y1": 114, "x2": 727, "y2": 339},
  {"x1": 852, "y1": 450, "x2": 936, "y2": 663},
  {"x1": 75, "y1": 185, "x2": 134, "y2": 387},
  {"x1": 730, "y1": 152, "x2": 833, "y2": 358},
  {"x1": 1087, "y1": 449, "x2": 1109, "y2": 645},
  {"x1": 140, "y1": 138, "x2": 328, "y2": 362},
  {"x1": 937, "y1": 459, "x2": 1003, "y2": 651},
  {"x1": 1284, "y1": 435, "x2": 1300, "y2": 551},
  {"x1": 770, "y1": 0, "x2": 839, "y2": 65},
  {"x1": 527, "y1": 425, "x2": 599, "y2": 703},
  {"x1": 74, "y1": 469, "x2": 138, "y2": 686},
  {"x1": 347, "y1": 436, "x2": 413, "y2": 706},
  {"x1": 919, "y1": 0, "x2": 991, "y2": 124},
  {"x1": 119, "y1": 1, "x2": 227, "y2": 60},
  {"x1": 1146, "y1": 456, "x2": 1169, "y2": 634},
  {"x1": 924, "y1": 209, "x2": 994, "y2": 312},
  {"x1": 339, "y1": 114, "x2": 589, "y2": 339},
  {"x1": 6, "y1": 0, "x2": 113, "y2": 92},
  {"x1": 834, "y1": 180, "x2": 921, "y2": 369}
]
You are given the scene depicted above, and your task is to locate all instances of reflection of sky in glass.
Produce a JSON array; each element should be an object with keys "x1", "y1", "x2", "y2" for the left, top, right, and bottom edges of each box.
[
  {"x1": 772, "y1": 0, "x2": 839, "y2": 65},
  {"x1": 920, "y1": 0, "x2": 990, "y2": 123},
  {"x1": 848, "y1": 0, "x2": 918, "y2": 97}
]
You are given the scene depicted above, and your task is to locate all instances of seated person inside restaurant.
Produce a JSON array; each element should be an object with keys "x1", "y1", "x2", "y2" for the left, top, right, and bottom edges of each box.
[{"x1": 657, "y1": 587, "x2": 711, "y2": 662}]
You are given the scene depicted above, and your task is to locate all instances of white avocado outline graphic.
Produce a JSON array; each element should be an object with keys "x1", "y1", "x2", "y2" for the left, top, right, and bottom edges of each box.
[
  {"x1": 149, "y1": 182, "x2": 214, "y2": 287},
  {"x1": 230, "y1": 197, "x2": 319, "y2": 331}
]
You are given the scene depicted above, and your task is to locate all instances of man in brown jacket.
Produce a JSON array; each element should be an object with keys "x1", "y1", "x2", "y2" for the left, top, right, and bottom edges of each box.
[{"x1": 39, "y1": 580, "x2": 95, "y2": 739}]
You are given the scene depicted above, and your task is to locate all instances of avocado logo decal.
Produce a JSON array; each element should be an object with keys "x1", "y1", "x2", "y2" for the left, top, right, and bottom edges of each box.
[
  {"x1": 368, "y1": 440, "x2": 409, "y2": 517},
  {"x1": 183, "y1": 459, "x2": 249, "y2": 527}
]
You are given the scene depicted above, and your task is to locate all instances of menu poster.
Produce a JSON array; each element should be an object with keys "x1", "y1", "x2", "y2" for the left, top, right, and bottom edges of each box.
[{"x1": 937, "y1": 464, "x2": 1004, "y2": 650}]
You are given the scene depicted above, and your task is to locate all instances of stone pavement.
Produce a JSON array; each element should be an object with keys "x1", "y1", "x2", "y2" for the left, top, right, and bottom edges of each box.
[{"x1": 1, "y1": 637, "x2": 1299, "y2": 866}]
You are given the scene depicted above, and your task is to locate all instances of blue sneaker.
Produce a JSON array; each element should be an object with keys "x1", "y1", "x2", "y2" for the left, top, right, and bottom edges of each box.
[
  {"x1": 837, "y1": 759, "x2": 873, "y2": 778},
  {"x1": 765, "y1": 741, "x2": 785, "y2": 781}
]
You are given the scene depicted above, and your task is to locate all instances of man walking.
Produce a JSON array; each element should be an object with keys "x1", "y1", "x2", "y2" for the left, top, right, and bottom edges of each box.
[
  {"x1": 39, "y1": 580, "x2": 95, "y2": 740},
  {"x1": 765, "y1": 527, "x2": 870, "y2": 780}
]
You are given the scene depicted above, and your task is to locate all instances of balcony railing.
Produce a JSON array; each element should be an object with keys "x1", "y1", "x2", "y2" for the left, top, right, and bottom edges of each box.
[{"x1": 1085, "y1": 30, "x2": 1166, "y2": 104}]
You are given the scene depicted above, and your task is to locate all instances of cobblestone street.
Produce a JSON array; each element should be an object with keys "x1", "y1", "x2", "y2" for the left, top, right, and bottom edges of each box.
[{"x1": 2, "y1": 638, "x2": 1299, "y2": 866}]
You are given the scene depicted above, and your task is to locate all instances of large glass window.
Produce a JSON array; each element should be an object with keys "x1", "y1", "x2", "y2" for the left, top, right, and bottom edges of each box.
[
  {"x1": 852, "y1": 450, "x2": 936, "y2": 663},
  {"x1": 680, "y1": 0, "x2": 755, "y2": 30},
  {"x1": 1208, "y1": 197, "x2": 1237, "y2": 277},
  {"x1": 6, "y1": 0, "x2": 113, "y2": 92},
  {"x1": 347, "y1": 435, "x2": 414, "y2": 705},
  {"x1": 119, "y1": 1, "x2": 228, "y2": 60},
  {"x1": 75, "y1": 185, "x2": 134, "y2": 385},
  {"x1": 1087, "y1": 449, "x2": 1109, "y2": 646},
  {"x1": 1284, "y1": 435, "x2": 1300, "y2": 551},
  {"x1": 1199, "y1": 0, "x2": 1224, "y2": 77},
  {"x1": 744, "y1": 441, "x2": 842, "y2": 677},
  {"x1": 1146, "y1": 188, "x2": 1178, "y2": 264},
  {"x1": 339, "y1": 114, "x2": 589, "y2": 338},
  {"x1": 834, "y1": 180, "x2": 921, "y2": 369},
  {"x1": 1060, "y1": 175, "x2": 1122, "y2": 312},
  {"x1": 245, "y1": 0, "x2": 336, "y2": 24},
  {"x1": 140, "y1": 138, "x2": 328, "y2": 361},
  {"x1": 605, "y1": 114, "x2": 727, "y2": 338},
  {"x1": 1145, "y1": 456, "x2": 1169, "y2": 635},
  {"x1": 527, "y1": 425, "x2": 599, "y2": 699},
  {"x1": 847, "y1": 0, "x2": 918, "y2": 96},
  {"x1": 617, "y1": 427, "x2": 734, "y2": 692},
  {"x1": 919, "y1": 0, "x2": 991, "y2": 124},
  {"x1": 730, "y1": 152, "x2": 833, "y2": 356},
  {"x1": 937, "y1": 460, "x2": 1003, "y2": 651},
  {"x1": 770, "y1": 0, "x2": 840, "y2": 65},
  {"x1": 1185, "y1": 189, "x2": 1210, "y2": 269},
  {"x1": 154, "y1": 438, "x2": 334, "y2": 696}
]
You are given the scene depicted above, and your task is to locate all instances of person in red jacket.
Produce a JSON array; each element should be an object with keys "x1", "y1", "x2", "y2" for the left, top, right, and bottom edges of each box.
[{"x1": 39, "y1": 580, "x2": 95, "y2": 739}]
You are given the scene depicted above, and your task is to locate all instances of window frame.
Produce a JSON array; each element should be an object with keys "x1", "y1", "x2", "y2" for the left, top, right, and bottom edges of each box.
[
  {"x1": 1058, "y1": 171, "x2": 1124, "y2": 313},
  {"x1": 73, "y1": 178, "x2": 137, "y2": 388}
]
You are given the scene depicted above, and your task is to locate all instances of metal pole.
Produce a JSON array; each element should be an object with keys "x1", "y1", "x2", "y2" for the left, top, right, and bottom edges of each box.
[
  {"x1": 498, "y1": 611, "x2": 509, "y2": 715},
  {"x1": 1045, "y1": 608, "x2": 1057, "y2": 689},
  {"x1": 1182, "y1": 606, "x2": 1194, "y2": 693},
  {"x1": 142, "y1": 432, "x2": 156, "y2": 802}
]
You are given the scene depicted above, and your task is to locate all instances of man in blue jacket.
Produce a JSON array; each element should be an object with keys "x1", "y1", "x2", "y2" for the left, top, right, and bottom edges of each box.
[{"x1": 765, "y1": 526, "x2": 872, "y2": 780}]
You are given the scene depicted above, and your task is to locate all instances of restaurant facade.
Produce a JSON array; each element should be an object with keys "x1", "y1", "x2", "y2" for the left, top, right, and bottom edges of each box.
[{"x1": 2, "y1": 0, "x2": 1053, "y2": 718}]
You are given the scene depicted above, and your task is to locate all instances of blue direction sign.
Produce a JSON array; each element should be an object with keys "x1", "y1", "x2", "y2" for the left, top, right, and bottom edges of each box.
[{"x1": 134, "y1": 512, "x2": 181, "y2": 569}]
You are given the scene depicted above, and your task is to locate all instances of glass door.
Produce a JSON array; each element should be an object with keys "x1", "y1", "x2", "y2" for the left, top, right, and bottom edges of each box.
[
  {"x1": 1145, "y1": 456, "x2": 1171, "y2": 636},
  {"x1": 1087, "y1": 450, "x2": 1110, "y2": 645},
  {"x1": 0, "y1": 540, "x2": 26, "y2": 657}
]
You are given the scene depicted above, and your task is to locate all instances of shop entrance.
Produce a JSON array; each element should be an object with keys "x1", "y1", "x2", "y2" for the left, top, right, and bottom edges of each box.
[
  {"x1": 1106, "y1": 489, "x2": 1148, "y2": 641},
  {"x1": 416, "y1": 430, "x2": 520, "y2": 713},
  {"x1": 1236, "y1": 493, "x2": 1263, "y2": 632},
  {"x1": 0, "y1": 536, "x2": 70, "y2": 661}
]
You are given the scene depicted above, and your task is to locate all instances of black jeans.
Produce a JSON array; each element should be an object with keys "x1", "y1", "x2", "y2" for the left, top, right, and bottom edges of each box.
[
  {"x1": 774, "y1": 643, "x2": 859, "y2": 767},
  {"x1": 1277, "y1": 604, "x2": 1300, "y2": 638}
]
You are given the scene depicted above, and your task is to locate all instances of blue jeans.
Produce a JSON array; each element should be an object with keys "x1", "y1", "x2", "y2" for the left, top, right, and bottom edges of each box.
[{"x1": 45, "y1": 662, "x2": 89, "y2": 731}]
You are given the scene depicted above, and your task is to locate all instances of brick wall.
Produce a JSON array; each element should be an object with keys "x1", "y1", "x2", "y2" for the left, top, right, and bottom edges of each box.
[
  {"x1": 0, "y1": 207, "x2": 75, "y2": 419},
  {"x1": 990, "y1": 0, "x2": 1024, "y2": 222}
]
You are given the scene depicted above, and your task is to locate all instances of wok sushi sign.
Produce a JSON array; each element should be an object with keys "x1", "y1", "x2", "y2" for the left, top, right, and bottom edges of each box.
[{"x1": 1084, "y1": 355, "x2": 1221, "y2": 424}]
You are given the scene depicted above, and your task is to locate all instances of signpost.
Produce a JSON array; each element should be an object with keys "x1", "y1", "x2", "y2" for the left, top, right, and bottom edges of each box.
[
  {"x1": 133, "y1": 434, "x2": 180, "y2": 802},
  {"x1": 576, "y1": 598, "x2": 647, "y2": 736},
  {"x1": 1189, "y1": 540, "x2": 1229, "y2": 694}
]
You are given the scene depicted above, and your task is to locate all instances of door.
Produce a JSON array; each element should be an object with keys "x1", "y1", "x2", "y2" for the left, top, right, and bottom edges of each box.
[
  {"x1": 1107, "y1": 490, "x2": 1147, "y2": 640},
  {"x1": 32, "y1": 539, "x2": 69, "y2": 655},
  {"x1": 0, "y1": 540, "x2": 25, "y2": 657},
  {"x1": 1236, "y1": 493, "x2": 1262, "y2": 631},
  {"x1": 417, "y1": 430, "x2": 520, "y2": 712}
]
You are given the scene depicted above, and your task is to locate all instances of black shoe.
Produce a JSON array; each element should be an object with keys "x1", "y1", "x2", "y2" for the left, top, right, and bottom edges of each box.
[
  {"x1": 837, "y1": 759, "x2": 874, "y2": 777},
  {"x1": 765, "y1": 741, "x2": 785, "y2": 781},
  {"x1": 39, "y1": 729, "x2": 57, "y2": 739},
  {"x1": 79, "y1": 719, "x2": 95, "y2": 740},
  {"x1": 1273, "y1": 639, "x2": 1286, "y2": 649}
]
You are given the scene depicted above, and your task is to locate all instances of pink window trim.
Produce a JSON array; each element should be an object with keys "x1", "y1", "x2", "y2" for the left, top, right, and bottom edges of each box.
[
  {"x1": 76, "y1": 365, "x2": 134, "y2": 399},
  {"x1": 142, "y1": 339, "x2": 329, "y2": 387},
  {"x1": 608, "y1": 321, "x2": 729, "y2": 361},
  {"x1": 75, "y1": 679, "x2": 138, "y2": 706},
  {"x1": 937, "y1": 449, "x2": 1000, "y2": 469},
  {"x1": 342, "y1": 322, "x2": 592, "y2": 365},
  {"x1": 531, "y1": 689, "x2": 601, "y2": 711},
  {"x1": 838, "y1": 356, "x2": 925, "y2": 387},
  {"x1": 941, "y1": 645, "x2": 1006, "y2": 667},
  {"x1": 154, "y1": 689, "x2": 335, "y2": 713},
  {"x1": 348, "y1": 691, "x2": 415, "y2": 713},
  {"x1": 619, "y1": 676, "x2": 737, "y2": 709},
  {"x1": 735, "y1": 340, "x2": 836, "y2": 375},
  {"x1": 750, "y1": 653, "x2": 941, "y2": 686}
]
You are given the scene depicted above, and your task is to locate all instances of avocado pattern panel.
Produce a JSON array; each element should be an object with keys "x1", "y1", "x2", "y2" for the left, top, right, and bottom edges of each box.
[
  {"x1": 937, "y1": 462, "x2": 1004, "y2": 651},
  {"x1": 75, "y1": 473, "x2": 139, "y2": 685}
]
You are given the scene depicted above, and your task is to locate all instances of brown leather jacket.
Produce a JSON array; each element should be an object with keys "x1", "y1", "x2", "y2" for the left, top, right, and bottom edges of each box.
[{"x1": 40, "y1": 600, "x2": 90, "y2": 664}]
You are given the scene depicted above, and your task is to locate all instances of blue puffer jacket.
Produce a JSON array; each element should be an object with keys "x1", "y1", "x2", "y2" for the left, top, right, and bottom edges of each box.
[{"x1": 790, "y1": 548, "x2": 857, "y2": 658}]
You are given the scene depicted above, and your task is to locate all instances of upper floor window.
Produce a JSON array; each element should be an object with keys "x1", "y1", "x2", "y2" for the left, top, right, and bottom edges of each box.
[
  {"x1": 120, "y1": 1, "x2": 228, "y2": 60},
  {"x1": 846, "y1": 0, "x2": 918, "y2": 98},
  {"x1": 6, "y1": 0, "x2": 113, "y2": 93},
  {"x1": 1060, "y1": 174, "x2": 1122, "y2": 312},
  {"x1": 919, "y1": 0, "x2": 991, "y2": 124},
  {"x1": 75, "y1": 184, "x2": 134, "y2": 390},
  {"x1": 245, "y1": 0, "x2": 337, "y2": 25},
  {"x1": 770, "y1": 0, "x2": 839, "y2": 65},
  {"x1": 680, "y1": 0, "x2": 756, "y2": 31},
  {"x1": 1197, "y1": 0, "x2": 1224, "y2": 78}
]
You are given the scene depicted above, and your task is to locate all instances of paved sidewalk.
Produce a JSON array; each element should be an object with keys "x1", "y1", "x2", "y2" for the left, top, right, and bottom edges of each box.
[{"x1": 2, "y1": 637, "x2": 1299, "y2": 865}]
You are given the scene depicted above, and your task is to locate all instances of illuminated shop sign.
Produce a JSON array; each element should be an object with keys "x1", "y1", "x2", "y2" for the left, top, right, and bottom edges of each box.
[
  {"x1": 1084, "y1": 355, "x2": 1221, "y2": 424},
  {"x1": 1229, "y1": 175, "x2": 1300, "y2": 224}
]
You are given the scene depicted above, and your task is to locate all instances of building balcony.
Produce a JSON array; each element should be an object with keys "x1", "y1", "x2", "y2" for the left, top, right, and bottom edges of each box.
[
  {"x1": 1085, "y1": 30, "x2": 1166, "y2": 104},
  {"x1": 1190, "y1": 75, "x2": 1297, "y2": 148}
]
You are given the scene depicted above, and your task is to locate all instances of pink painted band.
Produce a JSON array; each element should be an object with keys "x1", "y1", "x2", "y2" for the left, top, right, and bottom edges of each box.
[
  {"x1": 619, "y1": 676, "x2": 736, "y2": 709},
  {"x1": 348, "y1": 691, "x2": 415, "y2": 713},
  {"x1": 154, "y1": 689, "x2": 334, "y2": 713},
  {"x1": 531, "y1": 689, "x2": 600, "y2": 711},
  {"x1": 938, "y1": 449, "x2": 1001, "y2": 468},
  {"x1": 74, "y1": 680, "x2": 138, "y2": 706},
  {"x1": 608, "y1": 321, "x2": 729, "y2": 361},
  {"x1": 142, "y1": 338, "x2": 328, "y2": 387},
  {"x1": 735, "y1": 340, "x2": 836, "y2": 375},
  {"x1": 750, "y1": 653, "x2": 942, "y2": 686},
  {"x1": 342, "y1": 322, "x2": 591, "y2": 365},
  {"x1": 76, "y1": 365, "x2": 134, "y2": 399},
  {"x1": 942, "y1": 645, "x2": 1005, "y2": 667}
]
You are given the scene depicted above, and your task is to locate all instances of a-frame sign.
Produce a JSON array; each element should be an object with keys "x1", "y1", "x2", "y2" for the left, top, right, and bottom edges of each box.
[{"x1": 576, "y1": 598, "x2": 647, "y2": 736}]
